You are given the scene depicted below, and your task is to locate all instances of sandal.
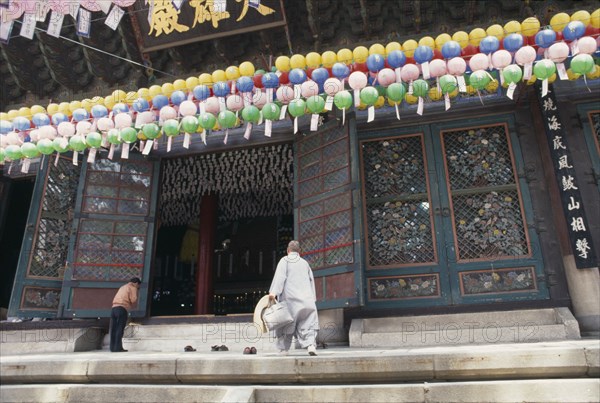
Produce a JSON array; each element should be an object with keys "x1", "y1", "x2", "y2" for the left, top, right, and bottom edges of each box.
[
  {"x1": 243, "y1": 347, "x2": 251, "y2": 354},
  {"x1": 250, "y1": 347, "x2": 257, "y2": 354},
  {"x1": 219, "y1": 344, "x2": 229, "y2": 351},
  {"x1": 184, "y1": 345, "x2": 196, "y2": 352}
]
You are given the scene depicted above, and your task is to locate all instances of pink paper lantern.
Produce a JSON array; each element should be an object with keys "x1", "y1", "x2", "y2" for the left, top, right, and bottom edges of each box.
[
  {"x1": 28, "y1": 129, "x2": 40, "y2": 142},
  {"x1": 276, "y1": 85, "x2": 295, "y2": 104},
  {"x1": 57, "y1": 122, "x2": 75, "y2": 137},
  {"x1": 76, "y1": 121, "x2": 92, "y2": 135},
  {"x1": 159, "y1": 106, "x2": 177, "y2": 121},
  {"x1": 577, "y1": 36, "x2": 597, "y2": 55},
  {"x1": 376, "y1": 68, "x2": 396, "y2": 86},
  {"x1": 39, "y1": 125, "x2": 57, "y2": 140},
  {"x1": 547, "y1": 42, "x2": 570, "y2": 63},
  {"x1": 515, "y1": 46, "x2": 537, "y2": 66},
  {"x1": 468, "y1": 53, "x2": 489, "y2": 71},
  {"x1": 138, "y1": 111, "x2": 154, "y2": 125},
  {"x1": 491, "y1": 50, "x2": 512, "y2": 69},
  {"x1": 428, "y1": 60, "x2": 447, "y2": 78},
  {"x1": 179, "y1": 100, "x2": 198, "y2": 116},
  {"x1": 447, "y1": 57, "x2": 466, "y2": 76},
  {"x1": 205, "y1": 97, "x2": 221, "y2": 114},
  {"x1": 252, "y1": 91, "x2": 267, "y2": 108},
  {"x1": 323, "y1": 78, "x2": 343, "y2": 95},
  {"x1": 114, "y1": 113, "x2": 132, "y2": 129},
  {"x1": 400, "y1": 64, "x2": 420, "y2": 82},
  {"x1": 301, "y1": 80, "x2": 319, "y2": 98},
  {"x1": 348, "y1": 71, "x2": 368, "y2": 89},
  {"x1": 225, "y1": 95, "x2": 244, "y2": 111}
]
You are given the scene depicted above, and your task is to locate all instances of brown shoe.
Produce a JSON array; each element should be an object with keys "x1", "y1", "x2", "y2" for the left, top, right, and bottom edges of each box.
[
  {"x1": 250, "y1": 347, "x2": 257, "y2": 354},
  {"x1": 243, "y1": 347, "x2": 251, "y2": 354}
]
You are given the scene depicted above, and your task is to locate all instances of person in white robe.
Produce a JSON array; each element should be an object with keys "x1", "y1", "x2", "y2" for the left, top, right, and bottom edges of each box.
[{"x1": 269, "y1": 240, "x2": 319, "y2": 356}]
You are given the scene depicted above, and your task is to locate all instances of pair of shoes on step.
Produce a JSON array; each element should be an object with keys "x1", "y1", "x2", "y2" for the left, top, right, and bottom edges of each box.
[
  {"x1": 211, "y1": 344, "x2": 229, "y2": 351},
  {"x1": 243, "y1": 346, "x2": 257, "y2": 354}
]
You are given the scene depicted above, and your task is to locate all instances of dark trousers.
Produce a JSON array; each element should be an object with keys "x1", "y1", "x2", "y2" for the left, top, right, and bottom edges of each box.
[{"x1": 109, "y1": 306, "x2": 128, "y2": 352}]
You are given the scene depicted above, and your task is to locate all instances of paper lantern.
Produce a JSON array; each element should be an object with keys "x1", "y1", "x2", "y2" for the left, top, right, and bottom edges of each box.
[
  {"x1": 179, "y1": 100, "x2": 198, "y2": 116},
  {"x1": 469, "y1": 70, "x2": 491, "y2": 90},
  {"x1": 469, "y1": 53, "x2": 489, "y2": 71},
  {"x1": 550, "y1": 13, "x2": 570, "y2": 32},
  {"x1": 535, "y1": 29, "x2": 557, "y2": 49},
  {"x1": 69, "y1": 135, "x2": 87, "y2": 152},
  {"x1": 239, "y1": 61, "x2": 255, "y2": 77},
  {"x1": 479, "y1": 36, "x2": 500, "y2": 54},
  {"x1": 521, "y1": 17, "x2": 541, "y2": 36},
  {"x1": 336, "y1": 48, "x2": 353, "y2": 64},
  {"x1": 442, "y1": 41, "x2": 462, "y2": 59},
  {"x1": 353, "y1": 46, "x2": 369, "y2": 63},
  {"x1": 439, "y1": 74, "x2": 458, "y2": 94},
  {"x1": 241, "y1": 105, "x2": 261, "y2": 123},
  {"x1": 162, "y1": 119, "x2": 180, "y2": 136},
  {"x1": 359, "y1": 87, "x2": 379, "y2": 106},
  {"x1": 515, "y1": 46, "x2": 536, "y2": 65},
  {"x1": 57, "y1": 121, "x2": 75, "y2": 137},
  {"x1": 533, "y1": 60, "x2": 556, "y2": 80},
  {"x1": 428, "y1": 60, "x2": 447, "y2": 78},
  {"x1": 226, "y1": 95, "x2": 244, "y2": 111},
  {"x1": 321, "y1": 51, "x2": 337, "y2": 68},
  {"x1": 386, "y1": 83, "x2": 407, "y2": 102},
  {"x1": 577, "y1": 36, "x2": 597, "y2": 54},
  {"x1": 548, "y1": 42, "x2": 570, "y2": 63},
  {"x1": 301, "y1": 81, "x2": 319, "y2": 98},
  {"x1": 180, "y1": 116, "x2": 199, "y2": 133},
  {"x1": 491, "y1": 50, "x2": 512, "y2": 69},
  {"x1": 366, "y1": 54, "x2": 385, "y2": 72},
  {"x1": 376, "y1": 69, "x2": 396, "y2": 86},
  {"x1": 503, "y1": 65, "x2": 523, "y2": 84},
  {"x1": 37, "y1": 138, "x2": 55, "y2": 155},
  {"x1": 570, "y1": 54, "x2": 595, "y2": 75},
  {"x1": 114, "y1": 113, "x2": 133, "y2": 129},
  {"x1": 21, "y1": 142, "x2": 40, "y2": 159},
  {"x1": 86, "y1": 131, "x2": 103, "y2": 148},
  {"x1": 290, "y1": 54, "x2": 306, "y2": 69},
  {"x1": 306, "y1": 52, "x2": 322, "y2": 68}
]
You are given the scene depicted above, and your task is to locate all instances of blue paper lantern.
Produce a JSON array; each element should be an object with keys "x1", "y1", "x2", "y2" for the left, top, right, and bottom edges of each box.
[
  {"x1": 261, "y1": 72, "x2": 280, "y2": 88},
  {"x1": 311, "y1": 67, "x2": 329, "y2": 84},
  {"x1": 152, "y1": 94, "x2": 169, "y2": 109},
  {"x1": 170, "y1": 90, "x2": 187, "y2": 106},
  {"x1": 366, "y1": 54, "x2": 385, "y2": 72},
  {"x1": 112, "y1": 103, "x2": 129, "y2": 114},
  {"x1": 289, "y1": 68, "x2": 307, "y2": 85},
  {"x1": 13, "y1": 116, "x2": 31, "y2": 131},
  {"x1": 0, "y1": 120, "x2": 13, "y2": 134},
  {"x1": 32, "y1": 113, "x2": 50, "y2": 127},
  {"x1": 132, "y1": 98, "x2": 150, "y2": 112},
  {"x1": 91, "y1": 105, "x2": 108, "y2": 118},
  {"x1": 212, "y1": 82, "x2": 230, "y2": 98},
  {"x1": 413, "y1": 45, "x2": 434, "y2": 64},
  {"x1": 479, "y1": 36, "x2": 500, "y2": 54},
  {"x1": 192, "y1": 86, "x2": 210, "y2": 101},
  {"x1": 72, "y1": 108, "x2": 89, "y2": 122},
  {"x1": 51, "y1": 113, "x2": 69, "y2": 125},
  {"x1": 503, "y1": 33, "x2": 524, "y2": 52},
  {"x1": 386, "y1": 50, "x2": 407, "y2": 68},
  {"x1": 441, "y1": 41, "x2": 461, "y2": 59},
  {"x1": 563, "y1": 21, "x2": 586, "y2": 42},
  {"x1": 332, "y1": 62, "x2": 350, "y2": 79},
  {"x1": 236, "y1": 76, "x2": 254, "y2": 93},
  {"x1": 535, "y1": 29, "x2": 557, "y2": 49}
]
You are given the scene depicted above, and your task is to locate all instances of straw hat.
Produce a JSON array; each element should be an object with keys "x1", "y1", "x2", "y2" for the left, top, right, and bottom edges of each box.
[{"x1": 253, "y1": 295, "x2": 271, "y2": 333}]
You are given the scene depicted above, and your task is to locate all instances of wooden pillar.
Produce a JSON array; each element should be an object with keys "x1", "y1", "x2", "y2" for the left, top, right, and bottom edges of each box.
[{"x1": 195, "y1": 194, "x2": 217, "y2": 314}]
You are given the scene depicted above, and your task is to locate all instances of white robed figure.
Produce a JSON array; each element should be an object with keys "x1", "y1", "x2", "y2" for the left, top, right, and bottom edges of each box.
[{"x1": 269, "y1": 240, "x2": 319, "y2": 356}]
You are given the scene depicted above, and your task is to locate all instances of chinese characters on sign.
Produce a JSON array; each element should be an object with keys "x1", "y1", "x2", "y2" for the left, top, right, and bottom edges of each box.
[
  {"x1": 133, "y1": 0, "x2": 286, "y2": 52},
  {"x1": 537, "y1": 84, "x2": 597, "y2": 269}
]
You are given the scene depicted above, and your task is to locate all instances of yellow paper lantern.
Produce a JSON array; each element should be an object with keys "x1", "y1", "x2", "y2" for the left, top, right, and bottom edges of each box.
[
  {"x1": 68, "y1": 101, "x2": 81, "y2": 114},
  {"x1": 198, "y1": 73, "x2": 214, "y2": 86},
  {"x1": 225, "y1": 65, "x2": 240, "y2": 80},
  {"x1": 428, "y1": 87, "x2": 442, "y2": 101},
  {"x1": 521, "y1": 17, "x2": 540, "y2": 36},
  {"x1": 571, "y1": 10, "x2": 591, "y2": 26},
  {"x1": 104, "y1": 95, "x2": 116, "y2": 110},
  {"x1": 485, "y1": 80, "x2": 499, "y2": 92},
  {"x1": 275, "y1": 56, "x2": 291, "y2": 72},
  {"x1": 336, "y1": 48, "x2": 353, "y2": 64},
  {"x1": 591, "y1": 9, "x2": 600, "y2": 28},
  {"x1": 212, "y1": 69, "x2": 227, "y2": 83},
  {"x1": 418, "y1": 36, "x2": 435, "y2": 48},
  {"x1": 526, "y1": 74, "x2": 537, "y2": 85},
  {"x1": 173, "y1": 79, "x2": 187, "y2": 92},
  {"x1": 466, "y1": 85, "x2": 477, "y2": 95},
  {"x1": 47, "y1": 103, "x2": 59, "y2": 115},
  {"x1": 448, "y1": 87, "x2": 459, "y2": 98},
  {"x1": 504, "y1": 20, "x2": 521, "y2": 35},
  {"x1": 586, "y1": 65, "x2": 600, "y2": 80},
  {"x1": 306, "y1": 52, "x2": 322, "y2": 68},
  {"x1": 435, "y1": 33, "x2": 451, "y2": 51},
  {"x1": 30, "y1": 105, "x2": 46, "y2": 115},
  {"x1": 138, "y1": 88, "x2": 151, "y2": 101},
  {"x1": 486, "y1": 24, "x2": 504, "y2": 40},
  {"x1": 453, "y1": 31, "x2": 469, "y2": 48},
  {"x1": 137, "y1": 130, "x2": 147, "y2": 141},
  {"x1": 112, "y1": 89, "x2": 127, "y2": 102},
  {"x1": 7, "y1": 110, "x2": 18, "y2": 120},
  {"x1": 238, "y1": 61, "x2": 255, "y2": 77},
  {"x1": 81, "y1": 99, "x2": 93, "y2": 111},
  {"x1": 356, "y1": 100, "x2": 367, "y2": 110},
  {"x1": 385, "y1": 41, "x2": 402, "y2": 55},
  {"x1": 148, "y1": 85, "x2": 162, "y2": 97},
  {"x1": 290, "y1": 54, "x2": 306, "y2": 69},
  {"x1": 91, "y1": 96, "x2": 104, "y2": 106},
  {"x1": 369, "y1": 43, "x2": 385, "y2": 55},
  {"x1": 469, "y1": 28, "x2": 486, "y2": 46},
  {"x1": 58, "y1": 102, "x2": 71, "y2": 115},
  {"x1": 0, "y1": 112, "x2": 8, "y2": 120},
  {"x1": 548, "y1": 73, "x2": 557, "y2": 84},
  {"x1": 185, "y1": 77, "x2": 199, "y2": 91},
  {"x1": 125, "y1": 91, "x2": 138, "y2": 105},
  {"x1": 374, "y1": 95, "x2": 385, "y2": 108},
  {"x1": 405, "y1": 93, "x2": 418, "y2": 104},
  {"x1": 566, "y1": 68, "x2": 580, "y2": 81},
  {"x1": 550, "y1": 12, "x2": 570, "y2": 32},
  {"x1": 18, "y1": 107, "x2": 32, "y2": 119},
  {"x1": 161, "y1": 83, "x2": 175, "y2": 97},
  {"x1": 352, "y1": 46, "x2": 369, "y2": 63},
  {"x1": 402, "y1": 39, "x2": 418, "y2": 57},
  {"x1": 321, "y1": 51, "x2": 337, "y2": 68}
]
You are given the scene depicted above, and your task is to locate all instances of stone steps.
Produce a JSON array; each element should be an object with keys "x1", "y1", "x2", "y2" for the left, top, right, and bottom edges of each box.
[{"x1": 1, "y1": 326, "x2": 104, "y2": 355}]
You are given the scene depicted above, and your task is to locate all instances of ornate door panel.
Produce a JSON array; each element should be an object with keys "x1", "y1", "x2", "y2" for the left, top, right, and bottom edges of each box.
[
  {"x1": 294, "y1": 117, "x2": 364, "y2": 309},
  {"x1": 8, "y1": 155, "x2": 81, "y2": 318},
  {"x1": 360, "y1": 117, "x2": 548, "y2": 308},
  {"x1": 58, "y1": 157, "x2": 160, "y2": 318}
]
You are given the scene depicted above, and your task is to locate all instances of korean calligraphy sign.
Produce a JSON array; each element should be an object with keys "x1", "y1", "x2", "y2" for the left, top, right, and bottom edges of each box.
[
  {"x1": 132, "y1": 0, "x2": 286, "y2": 52},
  {"x1": 537, "y1": 83, "x2": 597, "y2": 269}
]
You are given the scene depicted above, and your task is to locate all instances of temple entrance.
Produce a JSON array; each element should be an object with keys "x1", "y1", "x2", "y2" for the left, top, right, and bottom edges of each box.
[{"x1": 152, "y1": 143, "x2": 293, "y2": 316}]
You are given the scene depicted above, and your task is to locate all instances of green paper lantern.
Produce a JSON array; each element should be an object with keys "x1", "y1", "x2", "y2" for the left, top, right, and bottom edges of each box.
[
  {"x1": 412, "y1": 79, "x2": 429, "y2": 98},
  {"x1": 306, "y1": 95, "x2": 326, "y2": 114},
  {"x1": 21, "y1": 142, "x2": 40, "y2": 158},
  {"x1": 199, "y1": 113, "x2": 217, "y2": 130},
  {"x1": 53, "y1": 137, "x2": 69, "y2": 153},
  {"x1": 217, "y1": 110, "x2": 237, "y2": 129},
  {"x1": 120, "y1": 127, "x2": 138, "y2": 144},
  {"x1": 0, "y1": 147, "x2": 5, "y2": 162},
  {"x1": 386, "y1": 83, "x2": 406, "y2": 103},
  {"x1": 37, "y1": 138, "x2": 55, "y2": 155},
  {"x1": 69, "y1": 135, "x2": 87, "y2": 152},
  {"x1": 180, "y1": 116, "x2": 199, "y2": 133},
  {"x1": 333, "y1": 90, "x2": 353, "y2": 109},
  {"x1": 533, "y1": 59, "x2": 556, "y2": 80},
  {"x1": 570, "y1": 54, "x2": 594, "y2": 75},
  {"x1": 261, "y1": 103, "x2": 281, "y2": 120},
  {"x1": 142, "y1": 123, "x2": 160, "y2": 139},
  {"x1": 162, "y1": 119, "x2": 180, "y2": 136},
  {"x1": 241, "y1": 105, "x2": 260, "y2": 123},
  {"x1": 107, "y1": 128, "x2": 121, "y2": 144},
  {"x1": 359, "y1": 86, "x2": 379, "y2": 106},
  {"x1": 503, "y1": 64, "x2": 523, "y2": 84},
  {"x1": 439, "y1": 75, "x2": 458, "y2": 94},
  {"x1": 4, "y1": 144, "x2": 22, "y2": 160},
  {"x1": 468, "y1": 70, "x2": 491, "y2": 90},
  {"x1": 288, "y1": 99, "x2": 306, "y2": 118},
  {"x1": 86, "y1": 131, "x2": 102, "y2": 148}
]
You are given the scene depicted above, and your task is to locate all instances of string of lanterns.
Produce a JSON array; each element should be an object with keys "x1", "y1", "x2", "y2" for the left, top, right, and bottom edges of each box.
[{"x1": 1, "y1": 9, "x2": 599, "y2": 171}]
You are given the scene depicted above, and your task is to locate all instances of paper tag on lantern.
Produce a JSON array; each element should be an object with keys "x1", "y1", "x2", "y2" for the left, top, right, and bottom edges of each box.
[
  {"x1": 87, "y1": 148, "x2": 97, "y2": 163},
  {"x1": 523, "y1": 63, "x2": 532, "y2": 80},
  {"x1": 444, "y1": 93, "x2": 451, "y2": 111},
  {"x1": 154, "y1": 139, "x2": 159, "y2": 150},
  {"x1": 507, "y1": 83, "x2": 516, "y2": 99},
  {"x1": 105, "y1": 6, "x2": 125, "y2": 31},
  {"x1": 266, "y1": 88, "x2": 274, "y2": 103},
  {"x1": 21, "y1": 159, "x2": 31, "y2": 173},
  {"x1": 294, "y1": 117, "x2": 298, "y2": 134},
  {"x1": 243, "y1": 93, "x2": 252, "y2": 106},
  {"x1": 231, "y1": 81, "x2": 236, "y2": 94},
  {"x1": 54, "y1": 152, "x2": 60, "y2": 167},
  {"x1": 542, "y1": 78, "x2": 548, "y2": 97},
  {"x1": 342, "y1": 108, "x2": 346, "y2": 125},
  {"x1": 279, "y1": 104, "x2": 287, "y2": 120},
  {"x1": 394, "y1": 67, "x2": 402, "y2": 83},
  {"x1": 257, "y1": 112, "x2": 263, "y2": 126},
  {"x1": 244, "y1": 123, "x2": 252, "y2": 139},
  {"x1": 265, "y1": 120, "x2": 272, "y2": 137},
  {"x1": 218, "y1": 97, "x2": 226, "y2": 112},
  {"x1": 367, "y1": 106, "x2": 375, "y2": 122},
  {"x1": 70, "y1": 2, "x2": 80, "y2": 19},
  {"x1": 294, "y1": 84, "x2": 301, "y2": 99},
  {"x1": 408, "y1": 81, "x2": 414, "y2": 95},
  {"x1": 570, "y1": 39, "x2": 579, "y2": 56},
  {"x1": 20, "y1": 14, "x2": 36, "y2": 39},
  {"x1": 47, "y1": 12, "x2": 64, "y2": 38},
  {"x1": 35, "y1": 0, "x2": 49, "y2": 21},
  {"x1": 354, "y1": 89, "x2": 360, "y2": 107},
  {"x1": 325, "y1": 96, "x2": 334, "y2": 111},
  {"x1": 39, "y1": 155, "x2": 45, "y2": 172},
  {"x1": 394, "y1": 104, "x2": 400, "y2": 120},
  {"x1": 77, "y1": 9, "x2": 91, "y2": 38},
  {"x1": 167, "y1": 136, "x2": 172, "y2": 152},
  {"x1": 199, "y1": 101, "x2": 206, "y2": 114},
  {"x1": 557, "y1": 63, "x2": 568, "y2": 80},
  {"x1": 224, "y1": 129, "x2": 229, "y2": 144},
  {"x1": 499, "y1": 70, "x2": 504, "y2": 85},
  {"x1": 142, "y1": 140, "x2": 153, "y2": 155},
  {"x1": 73, "y1": 152, "x2": 79, "y2": 166},
  {"x1": 201, "y1": 130, "x2": 206, "y2": 145},
  {"x1": 99, "y1": 1, "x2": 112, "y2": 14},
  {"x1": 101, "y1": 134, "x2": 109, "y2": 148},
  {"x1": 421, "y1": 62, "x2": 430, "y2": 80},
  {"x1": 139, "y1": 140, "x2": 145, "y2": 151},
  {"x1": 0, "y1": 20, "x2": 14, "y2": 43},
  {"x1": 183, "y1": 133, "x2": 190, "y2": 149},
  {"x1": 417, "y1": 97, "x2": 424, "y2": 115},
  {"x1": 457, "y1": 76, "x2": 467, "y2": 92},
  {"x1": 8, "y1": 162, "x2": 13, "y2": 174},
  {"x1": 134, "y1": 113, "x2": 143, "y2": 129},
  {"x1": 310, "y1": 114, "x2": 319, "y2": 131},
  {"x1": 477, "y1": 90, "x2": 484, "y2": 105}
]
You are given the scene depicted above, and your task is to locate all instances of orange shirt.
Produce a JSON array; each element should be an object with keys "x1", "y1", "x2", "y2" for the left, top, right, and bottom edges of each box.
[{"x1": 112, "y1": 282, "x2": 139, "y2": 311}]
